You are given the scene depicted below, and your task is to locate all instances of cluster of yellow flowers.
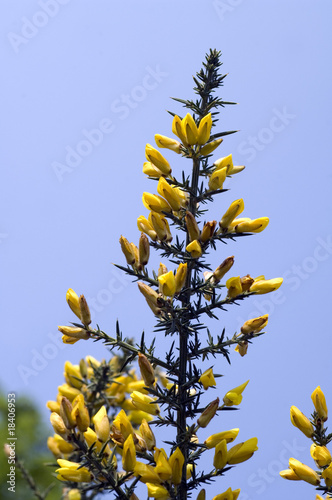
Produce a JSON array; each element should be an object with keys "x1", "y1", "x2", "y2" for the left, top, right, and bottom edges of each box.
[{"x1": 280, "y1": 386, "x2": 332, "y2": 498}]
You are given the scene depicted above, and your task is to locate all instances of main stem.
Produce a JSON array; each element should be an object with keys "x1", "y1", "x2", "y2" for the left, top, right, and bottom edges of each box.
[{"x1": 177, "y1": 157, "x2": 200, "y2": 500}]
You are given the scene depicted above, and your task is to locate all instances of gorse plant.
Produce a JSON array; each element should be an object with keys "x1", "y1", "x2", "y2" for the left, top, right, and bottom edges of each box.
[{"x1": 45, "y1": 49, "x2": 286, "y2": 500}]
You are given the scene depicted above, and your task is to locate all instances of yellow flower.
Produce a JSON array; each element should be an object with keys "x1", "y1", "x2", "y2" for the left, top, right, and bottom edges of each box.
[
  {"x1": 58, "y1": 384, "x2": 81, "y2": 401},
  {"x1": 137, "y1": 215, "x2": 158, "y2": 240},
  {"x1": 200, "y1": 138, "x2": 223, "y2": 156},
  {"x1": 56, "y1": 459, "x2": 92, "y2": 482},
  {"x1": 233, "y1": 217, "x2": 269, "y2": 233},
  {"x1": 290, "y1": 406, "x2": 314, "y2": 438},
  {"x1": 185, "y1": 211, "x2": 200, "y2": 242},
  {"x1": 168, "y1": 447, "x2": 185, "y2": 485},
  {"x1": 137, "y1": 282, "x2": 161, "y2": 315},
  {"x1": 205, "y1": 429, "x2": 240, "y2": 450},
  {"x1": 199, "y1": 368, "x2": 216, "y2": 390},
  {"x1": 227, "y1": 437, "x2": 258, "y2": 464},
  {"x1": 155, "y1": 134, "x2": 181, "y2": 153},
  {"x1": 200, "y1": 220, "x2": 217, "y2": 243},
  {"x1": 122, "y1": 434, "x2": 137, "y2": 472},
  {"x1": 172, "y1": 115, "x2": 188, "y2": 146},
  {"x1": 212, "y1": 488, "x2": 241, "y2": 500},
  {"x1": 219, "y1": 199, "x2": 244, "y2": 231},
  {"x1": 58, "y1": 326, "x2": 90, "y2": 343},
  {"x1": 67, "y1": 489, "x2": 81, "y2": 500},
  {"x1": 50, "y1": 412, "x2": 67, "y2": 437},
  {"x1": 157, "y1": 177, "x2": 184, "y2": 211},
  {"x1": 149, "y1": 211, "x2": 172, "y2": 242},
  {"x1": 196, "y1": 490, "x2": 206, "y2": 500},
  {"x1": 186, "y1": 239, "x2": 202, "y2": 258},
  {"x1": 235, "y1": 342, "x2": 248, "y2": 357},
  {"x1": 143, "y1": 161, "x2": 164, "y2": 178},
  {"x1": 226, "y1": 276, "x2": 242, "y2": 298},
  {"x1": 131, "y1": 391, "x2": 160, "y2": 416},
  {"x1": 197, "y1": 398, "x2": 219, "y2": 428},
  {"x1": 310, "y1": 443, "x2": 331, "y2": 467},
  {"x1": 174, "y1": 263, "x2": 187, "y2": 293},
  {"x1": 71, "y1": 394, "x2": 90, "y2": 432},
  {"x1": 146, "y1": 483, "x2": 170, "y2": 499},
  {"x1": 142, "y1": 192, "x2": 172, "y2": 213},
  {"x1": 279, "y1": 468, "x2": 302, "y2": 481},
  {"x1": 208, "y1": 167, "x2": 227, "y2": 191},
  {"x1": 145, "y1": 143, "x2": 171, "y2": 175},
  {"x1": 134, "y1": 462, "x2": 161, "y2": 483},
  {"x1": 322, "y1": 462, "x2": 332, "y2": 488},
  {"x1": 249, "y1": 277, "x2": 283, "y2": 294},
  {"x1": 240, "y1": 315, "x2": 268, "y2": 334},
  {"x1": 52, "y1": 434, "x2": 74, "y2": 454},
  {"x1": 158, "y1": 270, "x2": 176, "y2": 297},
  {"x1": 64, "y1": 361, "x2": 83, "y2": 389},
  {"x1": 197, "y1": 113, "x2": 212, "y2": 145},
  {"x1": 66, "y1": 288, "x2": 81, "y2": 320},
  {"x1": 183, "y1": 113, "x2": 199, "y2": 145},
  {"x1": 92, "y1": 406, "x2": 110, "y2": 443},
  {"x1": 139, "y1": 419, "x2": 156, "y2": 451},
  {"x1": 223, "y1": 380, "x2": 249, "y2": 406},
  {"x1": 154, "y1": 448, "x2": 172, "y2": 480},
  {"x1": 214, "y1": 154, "x2": 233, "y2": 173},
  {"x1": 119, "y1": 235, "x2": 136, "y2": 265},
  {"x1": 213, "y1": 439, "x2": 227, "y2": 470},
  {"x1": 288, "y1": 457, "x2": 320, "y2": 485},
  {"x1": 138, "y1": 232, "x2": 150, "y2": 267},
  {"x1": 311, "y1": 386, "x2": 328, "y2": 421}
]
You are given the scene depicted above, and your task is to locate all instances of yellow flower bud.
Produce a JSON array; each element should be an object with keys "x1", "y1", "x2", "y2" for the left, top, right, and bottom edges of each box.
[
  {"x1": 158, "y1": 270, "x2": 176, "y2": 297},
  {"x1": 227, "y1": 437, "x2": 258, "y2": 464},
  {"x1": 143, "y1": 161, "x2": 164, "y2": 178},
  {"x1": 149, "y1": 212, "x2": 172, "y2": 242},
  {"x1": 168, "y1": 447, "x2": 185, "y2": 485},
  {"x1": 119, "y1": 235, "x2": 136, "y2": 265},
  {"x1": 186, "y1": 239, "x2": 202, "y2": 258},
  {"x1": 214, "y1": 154, "x2": 233, "y2": 173},
  {"x1": 310, "y1": 443, "x2": 331, "y2": 467},
  {"x1": 137, "y1": 282, "x2": 160, "y2": 308},
  {"x1": 241, "y1": 315, "x2": 269, "y2": 334},
  {"x1": 155, "y1": 134, "x2": 181, "y2": 153},
  {"x1": 226, "y1": 276, "x2": 242, "y2": 298},
  {"x1": 155, "y1": 448, "x2": 172, "y2": 480},
  {"x1": 196, "y1": 490, "x2": 206, "y2": 500},
  {"x1": 200, "y1": 220, "x2": 217, "y2": 243},
  {"x1": 158, "y1": 262, "x2": 168, "y2": 276},
  {"x1": 146, "y1": 483, "x2": 170, "y2": 498},
  {"x1": 58, "y1": 384, "x2": 81, "y2": 401},
  {"x1": 138, "y1": 232, "x2": 150, "y2": 267},
  {"x1": 212, "y1": 256, "x2": 234, "y2": 282},
  {"x1": 197, "y1": 113, "x2": 212, "y2": 145},
  {"x1": 137, "y1": 215, "x2": 158, "y2": 241},
  {"x1": 235, "y1": 342, "x2": 248, "y2": 356},
  {"x1": 53, "y1": 434, "x2": 74, "y2": 454},
  {"x1": 205, "y1": 429, "x2": 239, "y2": 448},
  {"x1": 71, "y1": 394, "x2": 90, "y2": 432},
  {"x1": 174, "y1": 262, "x2": 187, "y2": 293},
  {"x1": 288, "y1": 457, "x2": 320, "y2": 485},
  {"x1": 79, "y1": 295, "x2": 91, "y2": 326},
  {"x1": 50, "y1": 412, "x2": 67, "y2": 437},
  {"x1": 197, "y1": 398, "x2": 219, "y2": 428},
  {"x1": 234, "y1": 217, "x2": 269, "y2": 233},
  {"x1": 60, "y1": 397, "x2": 76, "y2": 430},
  {"x1": 172, "y1": 115, "x2": 188, "y2": 146},
  {"x1": 209, "y1": 167, "x2": 227, "y2": 191},
  {"x1": 223, "y1": 380, "x2": 249, "y2": 406},
  {"x1": 139, "y1": 419, "x2": 156, "y2": 451},
  {"x1": 145, "y1": 143, "x2": 171, "y2": 175},
  {"x1": 56, "y1": 460, "x2": 92, "y2": 483},
  {"x1": 138, "y1": 352, "x2": 155, "y2": 387},
  {"x1": 157, "y1": 177, "x2": 183, "y2": 211},
  {"x1": 213, "y1": 439, "x2": 227, "y2": 470},
  {"x1": 64, "y1": 361, "x2": 83, "y2": 389},
  {"x1": 212, "y1": 488, "x2": 241, "y2": 500},
  {"x1": 199, "y1": 368, "x2": 216, "y2": 390},
  {"x1": 46, "y1": 400, "x2": 60, "y2": 413},
  {"x1": 280, "y1": 468, "x2": 302, "y2": 480},
  {"x1": 219, "y1": 199, "x2": 244, "y2": 231},
  {"x1": 131, "y1": 391, "x2": 160, "y2": 416},
  {"x1": 134, "y1": 462, "x2": 161, "y2": 483},
  {"x1": 290, "y1": 406, "x2": 314, "y2": 438},
  {"x1": 249, "y1": 278, "x2": 283, "y2": 294},
  {"x1": 66, "y1": 288, "x2": 81, "y2": 320},
  {"x1": 142, "y1": 192, "x2": 172, "y2": 213},
  {"x1": 92, "y1": 405, "x2": 110, "y2": 443},
  {"x1": 200, "y1": 138, "x2": 223, "y2": 156},
  {"x1": 311, "y1": 386, "x2": 328, "y2": 421},
  {"x1": 58, "y1": 326, "x2": 89, "y2": 341},
  {"x1": 322, "y1": 463, "x2": 332, "y2": 488},
  {"x1": 183, "y1": 113, "x2": 199, "y2": 145},
  {"x1": 122, "y1": 434, "x2": 137, "y2": 472},
  {"x1": 185, "y1": 211, "x2": 200, "y2": 242}
]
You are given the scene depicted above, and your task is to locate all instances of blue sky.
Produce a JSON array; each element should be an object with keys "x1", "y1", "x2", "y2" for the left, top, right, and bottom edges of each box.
[{"x1": 1, "y1": 1, "x2": 332, "y2": 498}]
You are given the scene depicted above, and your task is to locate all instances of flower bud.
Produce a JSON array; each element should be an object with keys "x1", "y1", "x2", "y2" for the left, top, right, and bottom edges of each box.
[
  {"x1": 138, "y1": 233, "x2": 150, "y2": 267},
  {"x1": 200, "y1": 138, "x2": 223, "y2": 156},
  {"x1": 241, "y1": 315, "x2": 268, "y2": 334},
  {"x1": 119, "y1": 235, "x2": 136, "y2": 265},
  {"x1": 200, "y1": 220, "x2": 217, "y2": 243},
  {"x1": 213, "y1": 256, "x2": 234, "y2": 282},
  {"x1": 143, "y1": 161, "x2": 163, "y2": 178},
  {"x1": 66, "y1": 288, "x2": 81, "y2": 320},
  {"x1": 205, "y1": 429, "x2": 239, "y2": 448},
  {"x1": 235, "y1": 342, "x2": 248, "y2": 356},
  {"x1": 227, "y1": 437, "x2": 258, "y2": 464},
  {"x1": 183, "y1": 113, "x2": 199, "y2": 145},
  {"x1": 290, "y1": 406, "x2": 314, "y2": 438},
  {"x1": 172, "y1": 115, "x2": 188, "y2": 146},
  {"x1": 149, "y1": 211, "x2": 172, "y2": 242},
  {"x1": 197, "y1": 398, "x2": 219, "y2": 428},
  {"x1": 219, "y1": 199, "x2": 244, "y2": 231},
  {"x1": 58, "y1": 326, "x2": 90, "y2": 341},
  {"x1": 137, "y1": 215, "x2": 158, "y2": 240},
  {"x1": 234, "y1": 217, "x2": 269, "y2": 233},
  {"x1": 311, "y1": 386, "x2": 328, "y2": 421},
  {"x1": 139, "y1": 419, "x2": 156, "y2": 451},
  {"x1": 288, "y1": 457, "x2": 320, "y2": 485},
  {"x1": 310, "y1": 443, "x2": 331, "y2": 467},
  {"x1": 155, "y1": 134, "x2": 181, "y2": 153},
  {"x1": 213, "y1": 439, "x2": 227, "y2": 470},
  {"x1": 209, "y1": 167, "x2": 227, "y2": 191},
  {"x1": 122, "y1": 434, "x2": 137, "y2": 472},
  {"x1": 197, "y1": 113, "x2": 212, "y2": 145},
  {"x1": 145, "y1": 144, "x2": 171, "y2": 175},
  {"x1": 185, "y1": 211, "x2": 200, "y2": 242},
  {"x1": 60, "y1": 397, "x2": 76, "y2": 430},
  {"x1": 131, "y1": 392, "x2": 160, "y2": 416},
  {"x1": 249, "y1": 278, "x2": 283, "y2": 294},
  {"x1": 92, "y1": 405, "x2": 110, "y2": 443},
  {"x1": 168, "y1": 447, "x2": 185, "y2": 485},
  {"x1": 138, "y1": 352, "x2": 155, "y2": 387},
  {"x1": 212, "y1": 488, "x2": 241, "y2": 500},
  {"x1": 50, "y1": 412, "x2": 68, "y2": 437},
  {"x1": 322, "y1": 463, "x2": 332, "y2": 488},
  {"x1": 174, "y1": 262, "x2": 187, "y2": 293},
  {"x1": 146, "y1": 483, "x2": 170, "y2": 498},
  {"x1": 196, "y1": 490, "x2": 206, "y2": 500},
  {"x1": 79, "y1": 295, "x2": 91, "y2": 326},
  {"x1": 142, "y1": 192, "x2": 172, "y2": 213}
]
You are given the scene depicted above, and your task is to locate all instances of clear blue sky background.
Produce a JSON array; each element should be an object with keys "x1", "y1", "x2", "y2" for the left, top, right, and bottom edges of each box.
[{"x1": 1, "y1": 1, "x2": 332, "y2": 498}]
